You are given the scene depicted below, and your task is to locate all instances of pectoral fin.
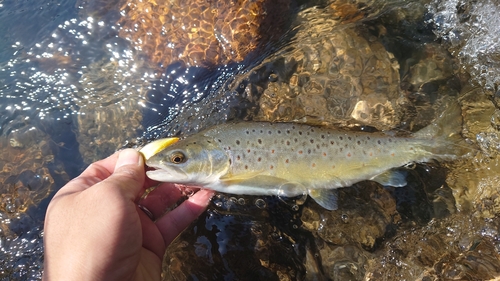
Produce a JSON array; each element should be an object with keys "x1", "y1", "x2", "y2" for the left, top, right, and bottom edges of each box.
[
  {"x1": 219, "y1": 171, "x2": 264, "y2": 185},
  {"x1": 371, "y1": 169, "x2": 407, "y2": 187},
  {"x1": 308, "y1": 189, "x2": 339, "y2": 210}
]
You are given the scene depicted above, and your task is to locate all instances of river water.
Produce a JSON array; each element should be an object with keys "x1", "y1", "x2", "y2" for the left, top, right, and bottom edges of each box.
[{"x1": 1, "y1": 0, "x2": 500, "y2": 280}]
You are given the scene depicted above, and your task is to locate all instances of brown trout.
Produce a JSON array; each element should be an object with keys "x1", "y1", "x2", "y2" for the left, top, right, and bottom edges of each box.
[{"x1": 141, "y1": 104, "x2": 467, "y2": 210}]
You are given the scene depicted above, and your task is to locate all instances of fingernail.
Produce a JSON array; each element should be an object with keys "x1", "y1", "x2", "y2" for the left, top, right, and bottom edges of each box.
[{"x1": 115, "y1": 149, "x2": 142, "y2": 169}]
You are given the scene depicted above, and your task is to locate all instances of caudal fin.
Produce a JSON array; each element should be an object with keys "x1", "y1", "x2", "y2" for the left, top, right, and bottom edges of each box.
[{"x1": 412, "y1": 99, "x2": 471, "y2": 159}]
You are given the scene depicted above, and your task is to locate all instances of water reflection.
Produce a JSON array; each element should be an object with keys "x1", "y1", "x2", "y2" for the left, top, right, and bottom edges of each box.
[{"x1": 1, "y1": 0, "x2": 500, "y2": 280}]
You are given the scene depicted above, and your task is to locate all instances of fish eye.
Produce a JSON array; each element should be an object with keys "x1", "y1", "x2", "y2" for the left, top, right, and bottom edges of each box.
[{"x1": 170, "y1": 151, "x2": 186, "y2": 164}]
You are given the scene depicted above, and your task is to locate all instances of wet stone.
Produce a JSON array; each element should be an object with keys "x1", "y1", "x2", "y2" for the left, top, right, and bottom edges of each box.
[
  {"x1": 304, "y1": 182, "x2": 400, "y2": 250},
  {"x1": 229, "y1": 5, "x2": 403, "y2": 130},
  {"x1": 116, "y1": 0, "x2": 294, "y2": 69},
  {"x1": 0, "y1": 127, "x2": 57, "y2": 218}
]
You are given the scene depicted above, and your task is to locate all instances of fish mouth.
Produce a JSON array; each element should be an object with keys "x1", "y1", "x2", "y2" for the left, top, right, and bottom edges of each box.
[{"x1": 145, "y1": 166, "x2": 189, "y2": 183}]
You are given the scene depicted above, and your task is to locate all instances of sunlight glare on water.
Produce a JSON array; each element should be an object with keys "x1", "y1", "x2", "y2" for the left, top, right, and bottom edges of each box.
[{"x1": 429, "y1": 0, "x2": 500, "y2": 90}]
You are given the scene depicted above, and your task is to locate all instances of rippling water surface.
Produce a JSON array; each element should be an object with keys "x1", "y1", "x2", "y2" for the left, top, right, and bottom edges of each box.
[{"x1": 1, "y1": 0, "x2": 500, "y2": 280}]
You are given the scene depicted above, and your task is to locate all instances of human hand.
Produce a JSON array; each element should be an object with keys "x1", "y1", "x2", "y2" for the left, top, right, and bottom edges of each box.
[{"x1": 43, "y1": 149, "x2": 214, "y2": 281}]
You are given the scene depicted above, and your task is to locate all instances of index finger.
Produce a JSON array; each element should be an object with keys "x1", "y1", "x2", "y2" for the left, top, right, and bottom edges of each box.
[{"x1": 156, "y1": 189, "x2": 214, "y2": 246}]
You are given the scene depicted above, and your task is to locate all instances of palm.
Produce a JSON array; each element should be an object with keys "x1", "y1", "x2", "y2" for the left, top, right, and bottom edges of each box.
[{"x1": 43, "y1": 149, "x2": 213, "y2": 281}]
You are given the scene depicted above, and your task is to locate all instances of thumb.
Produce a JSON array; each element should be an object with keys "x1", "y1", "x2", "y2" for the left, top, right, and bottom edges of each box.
[{"x1": 101, "y1": 148, "x2": 145, "y2": 202}]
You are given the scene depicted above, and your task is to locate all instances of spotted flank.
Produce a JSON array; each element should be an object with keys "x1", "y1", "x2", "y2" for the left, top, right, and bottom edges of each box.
[{"x1": 143, "y1": 103, "x2": 467, "y2": 210}]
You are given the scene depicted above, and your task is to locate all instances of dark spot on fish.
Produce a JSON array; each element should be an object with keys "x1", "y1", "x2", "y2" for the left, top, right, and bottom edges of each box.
[
  {"x1": 299, "y1": 131, "x2": 303, "y2": 135},
  {"x1": 270, "y1": 165, "x2": 274, "y2": 169},
  {"x1": 228, "y1": 146, "x2": 231, "y2": 150},
  {"x1": 277, "y1": 130, "x2": 281, "y2": 134},
  {"x1": 271, "y1": 149, "x2": 275, "y2": 154},
  {"x1": 237, "y1": 155, "x2": 241, "y2": 160},
  {"x1": 410, "y1": 147, "x2": 414, "y2": 150},
  {"x1": 357, "y1": 140, "x2": 361, "y2": 145},
  {"x1": 292, "y1": 126, "x2": 296, "y2": 129},
  {"x1": 332, "y1": 165, "x2": 336, "y2": 169},
  {"x1": 252, "y1": 129, "x2": 256, "y2": 132},
  {"x1": 348, "y1": 136, "x2": 352, "y2": 141},
  {"x1": 246, "y1": 131, "x2": 249, "y2": 134},
  {"x1": 316, "y1": 144, "x2": 320, "y2": 149},
  {"x1": 193, "y1": 142, "x2": 197, "y2": 144},
  {"x1": 258, "y1": 157, "x2": 261, "y2": 162},
  {"x1": 247, "y1": 149, "x2": 251, "y2": 153},
  {"x1": 285, "y1": 159, "x2": 289, "y2": 163},
  {"x1": 260, "y1": 130, "x2": 263, "y2": 133},
  {"x1": 229, "y1": 159, "x2": 232, "y2": 165},
  {"x1": 245, "y1": 165, "x2": 248, "y2": 170},
  {"x1": 391, "y1": 153, "x2": 395, "y2": 157},
  {"x1": 218, "y1": 139, "x2": 222, "y2": 143},
  {"x1": 330, "y1": 141, "x2": 335, "y2": 145},
  {"x1": 312, "y1": 163, "x2": 316, "y2": 167},
  {"x1": 207, "y1": 140, "x2": 211, "y2": 143},
  {"x1": 306, "y1": 131, "x2": 310, "y2": 136},
  {"x1": 347, "y1": 152, "x2": 351, "y2": 157},
  {"x1": 310, "y1": 139, "x2": 314, "y2": 144},
  {"x1": 367, "y1": 136, "x2": 371, "y2": 140},
  {"x1": 344, "y1": 144, "x2": 348, "y2": 148},
  {"x1": 294, "y1": 138, "x2": 298, "y2": 142},
  {"x1": 311, "y1": 129, "x2": 315, "y2": 133},
  {"x1": 258, "y1": 139, "x2": 262, "y2": 144},
  {"x1": 323, "y1": 152, "x2": 327, "y2": 157},
  {"x1": 268, "y1": 131, "x2": 272, "y2": 135},
  {"x1": 339, "y1": 136, "x2": 343, "y2": 140},
  {"x1": 389, "y1": 138, "x2": 393, "y2": 142},
  {"x1": 286, "y1": 141, "x2": 290, "y2": 145},
  {"x1": 236, "y1": 140, "x2": 240, "y2": 145},
  {"x1": 286, "y1": 130, "x2": 290, "y2": 134},
  {"x1": 377, "y1": 140, "x2": 381, "y2": 145},
  {"x1": 307, "y1": 149, "x2": 311, "y2": 154},
  {"x1": 321, "y1": 135, "x2": 325, "y2": 139},
  {"x1": 298, "y1": 150, "x2": 303, "y2": 154}
]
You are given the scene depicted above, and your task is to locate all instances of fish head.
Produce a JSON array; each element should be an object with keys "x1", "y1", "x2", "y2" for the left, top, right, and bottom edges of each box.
[{"x1": 144, "y1": 136, "x2": 230, "y2": 185}]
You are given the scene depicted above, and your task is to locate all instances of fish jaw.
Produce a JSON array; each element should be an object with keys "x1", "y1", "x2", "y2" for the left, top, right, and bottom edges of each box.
[
  {"x1": 145, "y1": 164, "x2": 190, "y2": 183},
  {"x1": 146, "y1": 162, "x2": 227, "y2": 187}
]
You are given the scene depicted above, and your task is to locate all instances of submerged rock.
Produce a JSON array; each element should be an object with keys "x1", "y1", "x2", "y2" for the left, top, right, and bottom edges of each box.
[{"x1": 118, "y1": 0, "x2": 294, "y2": 68}]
